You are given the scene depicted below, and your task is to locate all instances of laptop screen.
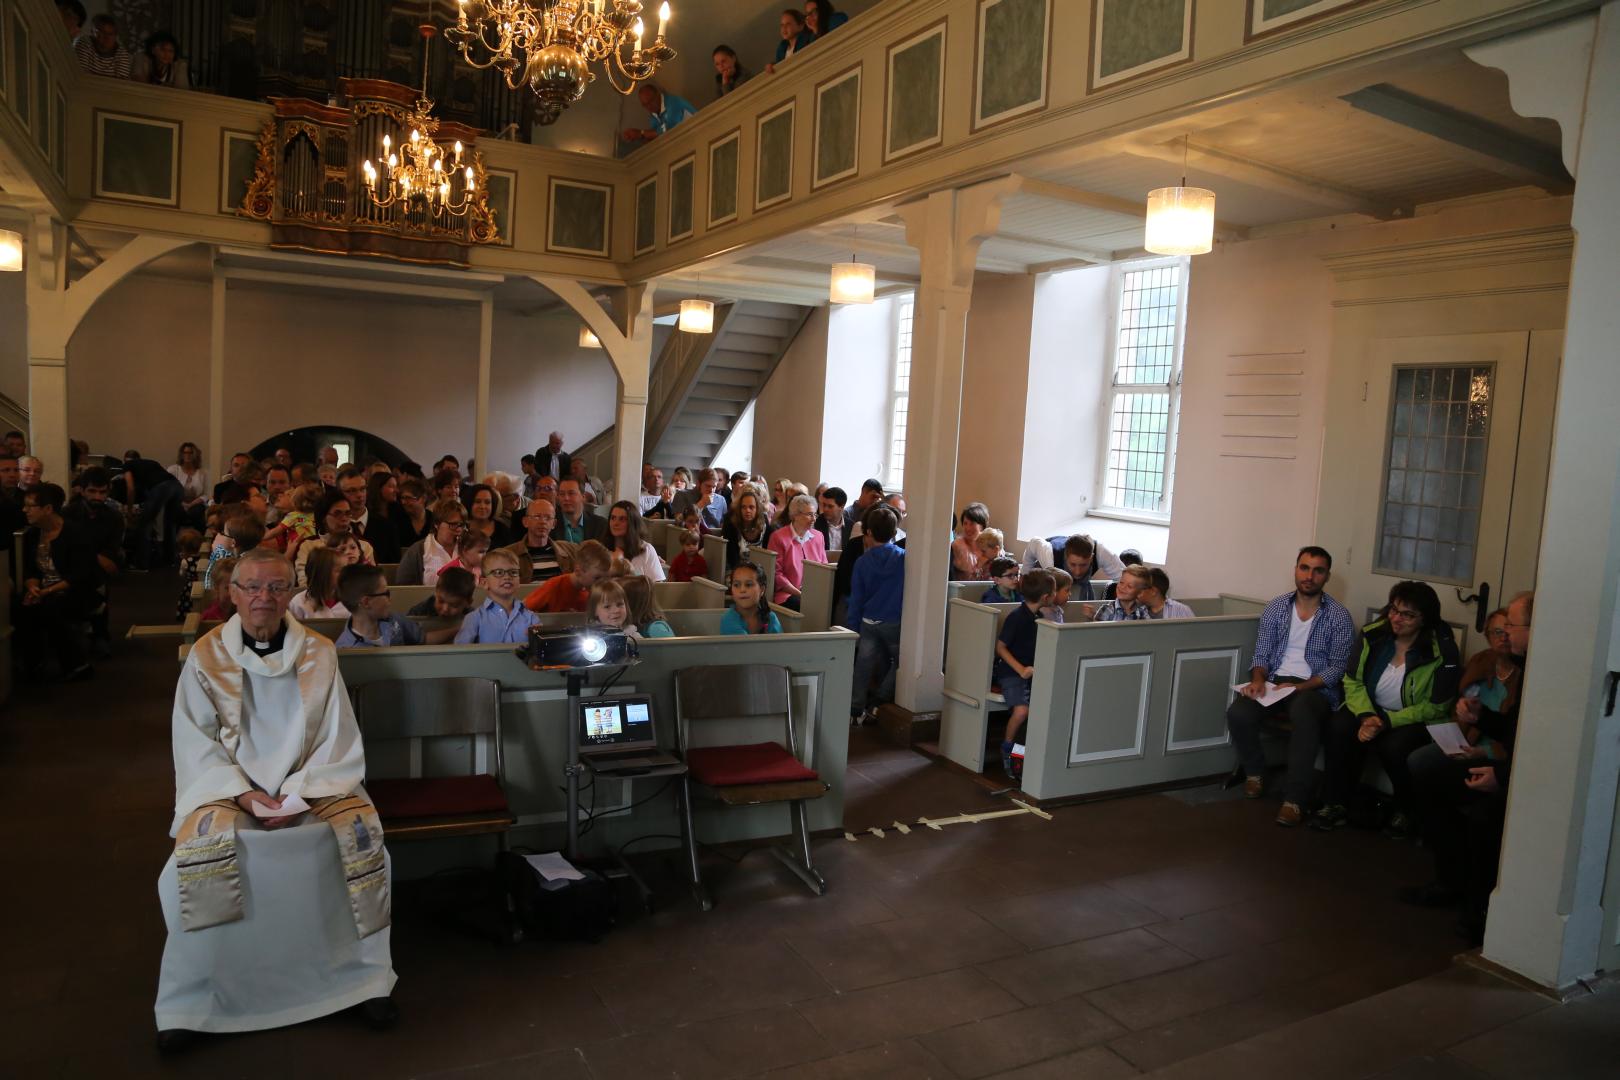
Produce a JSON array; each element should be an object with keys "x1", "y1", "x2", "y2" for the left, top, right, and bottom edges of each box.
[{"x1": 579, "y1": 696, "x2": 656, "y2": 750}]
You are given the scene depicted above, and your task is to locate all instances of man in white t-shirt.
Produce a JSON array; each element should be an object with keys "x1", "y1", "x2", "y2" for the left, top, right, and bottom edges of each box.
[{"x1": 1225, "y1": 546, "x2": 1356, "y2": 826}]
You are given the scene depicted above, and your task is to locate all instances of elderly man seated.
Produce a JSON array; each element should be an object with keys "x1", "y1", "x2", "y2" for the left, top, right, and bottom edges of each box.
[{"x1": 154, "y1": 547, "x2": 396, "y2": 1051}]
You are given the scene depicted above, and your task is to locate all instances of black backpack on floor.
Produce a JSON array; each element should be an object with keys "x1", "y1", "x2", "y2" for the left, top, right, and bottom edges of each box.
[{"x1": 499, "y1": 850, "x2": 618, "y2": 943}]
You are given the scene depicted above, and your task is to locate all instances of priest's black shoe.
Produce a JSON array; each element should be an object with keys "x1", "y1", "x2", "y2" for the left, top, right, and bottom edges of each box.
[
  {"x1": 156, "y1": 1029, "x2": 199, "y2": 1055},
  {"x1": 359, "y1": 996, "x2": 399, "y2": 1031}
]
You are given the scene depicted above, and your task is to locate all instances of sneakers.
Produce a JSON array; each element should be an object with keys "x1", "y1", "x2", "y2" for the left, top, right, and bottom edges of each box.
[
  {"x1": 999, "y1": 740, "x2": 1016, "y2": 779},
  {"x1": 1383, "y1": 811, "x2": 1415, "y2": 841},
  {"x1": 1242, "y1": 776, "x2": 1264, "y2": 800},
  {"x1": 1275, "y1": 802, "x2": 1303, "y2": 827},
  {"x1": 1310, "y1": 803, "x2": 1348, "y2": 831}
]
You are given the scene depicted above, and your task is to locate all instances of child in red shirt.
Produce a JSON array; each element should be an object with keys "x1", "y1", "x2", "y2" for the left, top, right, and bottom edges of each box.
[
  {"x1": 525, "y1": 539, "x2": 610, "y2": 613},
  {"x1": 668, "y1": 529, "x2": 708, "y2": 583}
]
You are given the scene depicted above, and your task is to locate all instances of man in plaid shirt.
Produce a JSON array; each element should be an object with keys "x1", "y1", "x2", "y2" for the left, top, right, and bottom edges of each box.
[{"x1": 1226, "y1": 546, "x2": 1355, "y2": 826}]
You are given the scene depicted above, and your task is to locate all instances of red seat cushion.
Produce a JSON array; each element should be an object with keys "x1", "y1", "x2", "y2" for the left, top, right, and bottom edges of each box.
[
  {"x1": 685, "y1": 742, "x2": 819, "y2": 787},
  {"x1": 367, "y1": 774, "x2": 509, "y2": 820}
]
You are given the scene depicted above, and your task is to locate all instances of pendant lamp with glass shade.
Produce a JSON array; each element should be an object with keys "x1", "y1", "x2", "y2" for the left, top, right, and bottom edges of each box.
[
  {"x1": 0, "y1": 229, "x2": 22, "y2": 272},
  {"x1": 678, "y1": 297, "x2": 714, "y2": 333},
  {"x1": 829, "y1": 226, "x2": 876, "y2": 304},
  {"x1": 1144, "y1": 136, "x2": 1215, "y2": 256}
]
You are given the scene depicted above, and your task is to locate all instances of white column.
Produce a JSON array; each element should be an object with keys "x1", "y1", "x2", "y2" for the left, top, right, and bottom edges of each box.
[
  {"x1": 24, "y1": 215, "x2": 69, "y2": 478},
  {"x1": 894, "y1": 180, "x2": 1017, "y2": 713},
  {"x1": 25, "y1": 355, "x2": 68, "y2": 477},
  {"x1": 610, "y1": 285, "x2": 654, "y2": 501},
  {"x1": 208, "y1": 263, "x2": 226, "y2": 472},
  {"x1": 474, "y1": 294, "x2": 493, "y2": 475},
  {"x1": 1478, "y1": 6, "x2": 1620, "y2": 990}
]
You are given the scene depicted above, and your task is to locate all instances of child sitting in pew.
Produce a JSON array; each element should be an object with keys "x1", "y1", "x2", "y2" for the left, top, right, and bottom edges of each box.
[
  {"x1": 996, "y1": 569, "x2": 1056, "y2": 781},
  {"x1": 525, "y1": 539, "x2": 610, "y2": 614},
  {"x1": 198, "y1": 556, "x2": 236, "y2": 621},
  {"x1": 438, "y1": 530, "x2": 489, "y2": 585},
  {"x1": 405, "y1": 565, "x2": 476, "y2": 644},
  {"x1": 588, "y1": 579, "x2": 638, "y2": 639},
  {"x1": 621, "y1": 575, "x2": 676, "y2": 638},
  {"x1": 1042, "y1": 569, "x2": 1073, "y2": 623},
  {"x1": 204, "y1": 508, "x2": 265, "y2": 591},
  {"x1": 455, "y1": 547, "x2": 538, "y2": 643},
  {"x1": 974, "y1": 527, "x2": 1007, "y2": 572},
  {"x1": 288, "y1": 545, "x2": 351, "y2": 621},
  {"x1": 721, "y1": 560, "x2": 782, "y2": 635},
  {"x1": 334, "y1": 564, "x2": 423, "y2": 647},
  {"x1": 669, "y1": 528, "x2": 708, "y2": 583},
  {"x1": 980, "y1": 556, "x2": 1022, "y2": 603}
]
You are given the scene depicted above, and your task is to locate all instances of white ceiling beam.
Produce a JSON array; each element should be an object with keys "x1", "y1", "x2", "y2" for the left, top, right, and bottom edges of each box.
[
  {"x1": 1016, "y1": 174, "x2": 1248, "y2": 240},
  {"x1": 1340, "y1": 84, "x2": 1572, "y2": 193},
  {"x1": 1121, "y1": 138, "x2": 1406, "y2": 219}
]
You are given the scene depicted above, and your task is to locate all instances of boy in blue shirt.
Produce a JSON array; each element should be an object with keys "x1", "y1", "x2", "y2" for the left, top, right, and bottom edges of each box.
[
  {"x1": 844, "y1": 507, "x2": 904, "y2": 724},
  {"x1": 334, "y1": 564, "x2": 423, "y2": 648},
  {"x1": 454, "y1": 548, "x2": 539, "y2": 644},
  {"x1": 995, "y1": 569, "x2": 1056, "y2": 781},
  {"x1": 980, "y1": 556, "x2": 1021, "y2": 603}
]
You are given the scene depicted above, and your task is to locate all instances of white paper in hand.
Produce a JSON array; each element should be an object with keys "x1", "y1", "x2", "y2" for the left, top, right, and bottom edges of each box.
[
  {"x1": 1427, "y1": 722, "x2": 1471, "y2": 756},
  {"x1": 249, "y1": 793, "x2": 311, "y2": 819},
  {"x1": 1232, "y1": 682, "x2": 1296, "y2": 708}
]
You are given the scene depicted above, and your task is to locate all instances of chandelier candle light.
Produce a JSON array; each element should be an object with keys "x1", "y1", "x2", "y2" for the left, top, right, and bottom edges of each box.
[
  {"x1": 362, "y1": 25, "x2": 477, "y2": 218},
  {"x1": 1144, "y1": 135, "x2": 1215, "y2": 256},
  {"x1": 0, "y1": 228, "x2": 22, "y2": 272},
  {"x1": 450, "y1": 0, "x2": 677, "y2": 125}
]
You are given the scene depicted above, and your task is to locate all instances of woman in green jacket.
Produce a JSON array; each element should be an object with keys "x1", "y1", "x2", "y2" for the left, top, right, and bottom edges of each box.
[{"x1": 1312, "y1": 580, "x2": 1460, "y2": 833}]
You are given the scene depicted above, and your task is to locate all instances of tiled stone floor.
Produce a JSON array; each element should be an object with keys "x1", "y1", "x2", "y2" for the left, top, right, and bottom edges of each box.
[{"x1": 3, "y1": 577, "x2": 1615, "y2": 1077}]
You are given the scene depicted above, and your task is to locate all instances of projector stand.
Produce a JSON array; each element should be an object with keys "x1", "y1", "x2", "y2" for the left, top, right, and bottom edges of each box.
[{"x1": 565, "y1": 670, "x2": 586, "y2": 862}]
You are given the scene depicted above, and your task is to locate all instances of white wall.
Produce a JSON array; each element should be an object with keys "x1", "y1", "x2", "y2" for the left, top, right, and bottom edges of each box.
[
  {"x1": 750, "y1": 303, "x2": 828, "y2": 486},
  {"x1": 64, "y1": 272, "x2": 618, "y2": 475},
  {"x1": 820, "y1": 296, "x2": 896, "y2": 492}
]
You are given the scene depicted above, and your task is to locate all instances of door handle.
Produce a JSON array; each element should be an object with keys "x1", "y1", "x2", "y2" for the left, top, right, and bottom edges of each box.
[{"x1": 1455, "y1": 581, "x2": 1491, "y2": 634}]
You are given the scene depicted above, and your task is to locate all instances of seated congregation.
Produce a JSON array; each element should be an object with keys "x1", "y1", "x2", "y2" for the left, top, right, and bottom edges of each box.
[{"x1": 4, "y1": 431, "x2": 1528, "y2": 1049}]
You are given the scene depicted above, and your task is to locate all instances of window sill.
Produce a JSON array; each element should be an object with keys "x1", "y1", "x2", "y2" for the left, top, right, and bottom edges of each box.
[{"x1": 1090, "y1": 507, "x2": 1171, "y2": 527}]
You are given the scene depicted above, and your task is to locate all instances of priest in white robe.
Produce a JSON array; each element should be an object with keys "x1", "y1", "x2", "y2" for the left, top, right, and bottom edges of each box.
[{"x1": 155, "y1": 547, "x2": 396, "y2": 1048}]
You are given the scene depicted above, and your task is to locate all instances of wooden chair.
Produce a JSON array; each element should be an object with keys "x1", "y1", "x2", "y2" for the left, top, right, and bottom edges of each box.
[
  {"x1": 674, "y1": 664, "x2": 828, "y2": 910},
  {"x1": 353, "y1": 677, "x2": 515, "y2": 844}
]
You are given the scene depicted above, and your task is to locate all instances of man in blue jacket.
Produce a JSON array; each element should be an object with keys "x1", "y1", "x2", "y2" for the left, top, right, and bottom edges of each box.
[
  {"x1": 622, "y1": 83, "x2": 697, "y2": 145},
  {"x1": 843, "y1": 506, "x2": 904, "y2": 724}
]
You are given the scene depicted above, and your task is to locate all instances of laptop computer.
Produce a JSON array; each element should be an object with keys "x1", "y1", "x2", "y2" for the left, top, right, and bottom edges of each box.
[{"x1": 577, "y1": 694, "x2": 682, "y2": 773}]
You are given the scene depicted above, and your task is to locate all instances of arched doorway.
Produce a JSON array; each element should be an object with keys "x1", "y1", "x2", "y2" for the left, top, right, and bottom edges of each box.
[{"x1": 248, "y1": 425, "x2": 414, "y2": 470}]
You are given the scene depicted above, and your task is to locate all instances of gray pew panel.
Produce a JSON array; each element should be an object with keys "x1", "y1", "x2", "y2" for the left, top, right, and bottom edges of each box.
[
  {"x1": 701, "y1": 533, "x2": 777, "y2": 600},
  {"x1": 799, "y1": 561, "x2": 837, "y2": 633},
  {"x1": 336, "y1": 630, "x2": 857, "y2": 871},
  {"x1": 653, "y1": 579, "x2": 727, "y2": 609},
  {"x1": 1021, "y1": 615, "x2": 1259, "y2": 801}
]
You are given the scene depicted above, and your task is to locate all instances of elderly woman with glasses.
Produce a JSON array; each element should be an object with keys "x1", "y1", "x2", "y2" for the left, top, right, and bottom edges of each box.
[
  {"x1": 394, "y1": 498, "x2": 466, "y2": 586},
  {"x1": 1311, "y1": 580, "x2": 1461, "y2": 834}
]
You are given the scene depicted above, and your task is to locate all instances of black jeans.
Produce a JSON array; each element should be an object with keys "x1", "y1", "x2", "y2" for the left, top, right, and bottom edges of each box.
[
  {"x1": 1322, "y1": 711, "x2": 1434, "y2": 814},
  {"x1": 1226, "y1": 687, "x2": 1333, "y2": 805},
  {"x1": 1410, "y1": 743, "x2": 1506, "y2": 919},
  {"x1": 15, "y1": 592, "x2": 91, "y2": 674}
]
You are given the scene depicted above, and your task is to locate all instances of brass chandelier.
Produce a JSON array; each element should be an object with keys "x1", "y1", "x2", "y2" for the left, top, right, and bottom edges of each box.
[
  {"x1": 450, "y1": 0, "x2": 677, "y2": 125},
  {"x1": 361, "y1": 25, "x2": 478, "y2": 217}
]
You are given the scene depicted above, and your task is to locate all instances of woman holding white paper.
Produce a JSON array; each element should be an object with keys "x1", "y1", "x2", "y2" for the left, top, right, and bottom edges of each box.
[{"x1": 1311, "y1": 581, "x2": 1460, "y2": 833}]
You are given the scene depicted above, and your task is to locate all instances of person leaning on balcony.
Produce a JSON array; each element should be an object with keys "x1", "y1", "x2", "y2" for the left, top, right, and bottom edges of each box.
[
  {"x1": 713, "y1": 44, "x2": 752, "y2": 97},
  {"x1": 764, "y1": 9, "x2": 815, "y2": 74},
  {"x1": 132, "y1": 30, "x2": 190, "y2": 88},
  {"x1": 74, "y1": 14, "x2": 131, "y2": 79},
  {"x1": 621, "y1": 83, "x2": 698, "y2": 145}
]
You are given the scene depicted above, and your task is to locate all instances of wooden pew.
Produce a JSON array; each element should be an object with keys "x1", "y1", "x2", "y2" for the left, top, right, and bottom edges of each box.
[
  {"x1": 665, "y1": 603, "x2": 805, "y2": 637},
  {"x1": 0, "y1": 542, "x2": 12, "y2": 705},
  {"x1": 645, "y1": 520, "x2": 688, "y2": 563},
  {"x1": 799, "y1": 561, "x2": 838, "y2": 632},
  {"x1": 653, "y1": 579, "x2": 727, "y2": 609},
  {"x1": 940, "y1": 596, "x2": 1260, "y2": 781},
  {"x1": 702, "y1": 533, "x2": 777, "y2": 601},
  {"x1": 335, "y1": 626, "x2": 858, "y2": 874},
  {"x1": 377, "y1": 562, "x2": 400, "y2": 584}
]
